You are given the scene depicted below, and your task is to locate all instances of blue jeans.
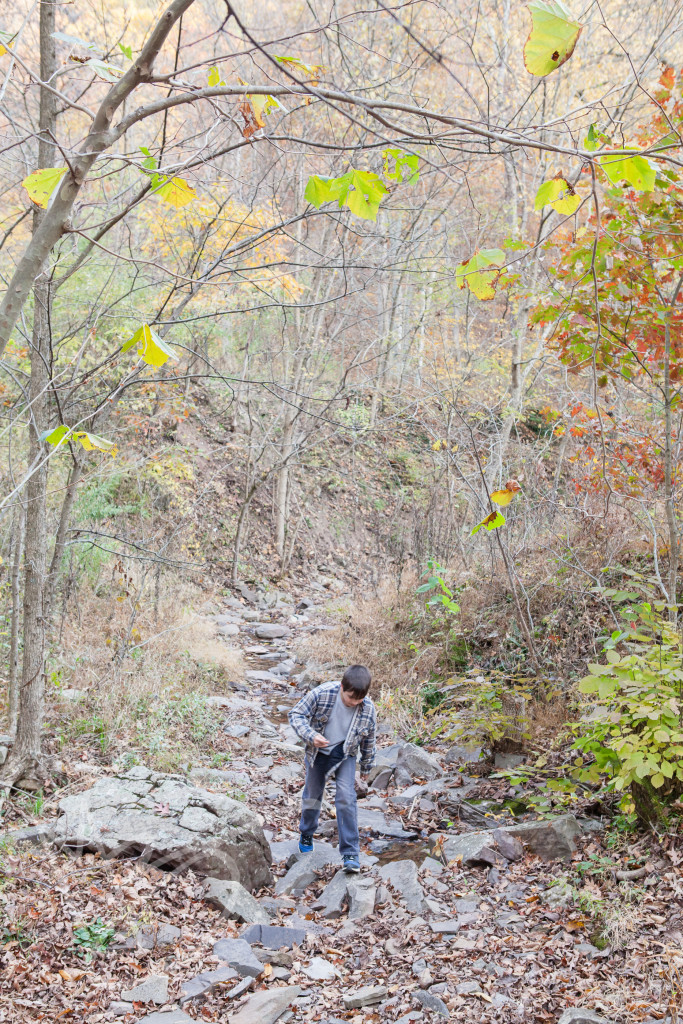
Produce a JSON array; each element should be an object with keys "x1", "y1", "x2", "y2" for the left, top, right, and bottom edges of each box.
[{"x1": 299, "y1": 747, "x2": 359, "y2": 858}]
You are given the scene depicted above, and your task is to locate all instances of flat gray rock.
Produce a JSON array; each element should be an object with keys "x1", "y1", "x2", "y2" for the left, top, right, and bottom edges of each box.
[
  {"x1": 275, "y1": 848, "x2": 335, "y2": 894},
  {"x1": 180, "y1": 964, "x2": 238, "y2": 1004},
  {"x1": 240, "y1": 923, "x2": 308, "y2": 948},
  {"x1": 224, "y1": 724, "x2": 251, "y2": 738},
  {"x1": 557, "y1": 1012, "x2": 616, "y2": 1024},
  {"x1": 136, "y1": 1013, "x2": 193, "y2": 1024},
  {"x1": 343, "y1": 985, "x2": 388, "y2": 1009},
  {"x1": 121, "y1": 974, "x2": 168, "y2": 1004},
  {"x1": 430, "y1": 919, "x2": 460, "y2": 934},
  {"x1": 229, "y1": 985, "x2": 301, "y2": 1024},
  {"x1": 317, "y1": 869, "x2": 348, "y2": 918},
  {"x1": 218, "y1": 623, "x2": 240, "y2": 637},
  {"x1": 204, "y1": 878, "x2": 271, "y2": 924},
  {"x1": 303, "y1": 956, "x2": 338, "y2": 981},
  {"x1": 379, "y1": 860, "x2": 426, "y2": 914},
  {"x1": 357, "y1": 808, "x2": 418, "y2": 839},
  {"x1": 395, "y1": 742, "x2": 443, "y2": 780},
  {"x1": 213, "y1": 937, "x2": 264, "y2": 977},
  {"x1": 347, "y1": 875, "x2": 376, "y2": 920},
  {"x1": 255, "y1": 624, "x2": 290, "y2": 640},
  {"x1": 53, "y1": 767, "x2": 272, "y2": 891},
  {"x1": 413, "y1": 989, "x2": 450, "y2": 1018},
  {"x1": 437, "y1": 832, "x2": 499, "y2": 866},
  {"x1": 506, "y1": 814, "x2": 581, "y2": 861}
]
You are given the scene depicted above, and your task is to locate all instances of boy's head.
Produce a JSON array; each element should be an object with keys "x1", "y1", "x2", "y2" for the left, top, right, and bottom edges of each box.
[{"x1": 340, "y1": 665, "x2": 371, "y2": 706}]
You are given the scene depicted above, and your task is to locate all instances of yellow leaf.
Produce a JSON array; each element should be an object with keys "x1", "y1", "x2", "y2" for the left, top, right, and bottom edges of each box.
[
  {"x1": 456, "y1": 249, "x2": 505, "y2": 301},
  {"x1": 0, "y1": 29, "x2": 15, "y2": 56},
  {"x1": 72, "y1": 431, "x2": 118, "y2": 458},
  {"x1": 262, "y1": 963, "x2": 273, "y2": 977},
  {"x1": 153, "y1": 176, "x2": 197, "y2": 209},
  {"x1": 534, "y1": 175, "x2": 582, "y2": 215},
  {"x1": 238, "y1": 77, "x2": 286, "y2": 127},
  {"x1": 21, "y1": 167, "x2": 68, "y2": 209},
  {"x1": 122, "y1": 324, "x2": 179, "y2": 367},
  {"x1": 524, "y1": 0, "x2": 583, "y2": 77},
  {"x1": 490, "y1": 480, "x2": 521, "y2": 506}
]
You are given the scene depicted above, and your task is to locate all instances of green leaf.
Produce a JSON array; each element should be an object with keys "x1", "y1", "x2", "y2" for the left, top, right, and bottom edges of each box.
[
  {"x1": 470, "y1": 510, "x2": 506, "y2": 536},
  {"x1": 21, "y1": 167, "x2": 68, "y2": 209},
  {"x1": 598, "y1": 153, "x2": 656, "y2": 192},
  {"x1": 456, "y1": 249, "x2": 506, "y2": 300},
  {"x1": 41, "y1": 424, "x2": 70, "y2": 447},
  {"x1": 305, "y1": 170, "x2": 388, "y2": 221},
  {"x1": 584, "y1": 123, "x2": 610, "y2": 152},
  {"x1": 52, "y1": 31, "x2": 101, "y2": 54},
  {"x1": 605, "y1": 650, "x2": 621, "y2": 664},
  {"x1": 41, "y1": 425, "x2": 117, "y2": 457},
  {"x1": 578, "y1": 676, "x2": 600, "y2": 694},
  {"x1": 534, "y1": 175, "x2": 582, "y2": 215},
  {"x1": 598, "y1": 678, "x2": 618, "y2": 698},
  {"x1": 305, "y1": 173, "x2": 351, "y2": 209},
  {"x1": 82, "y1": 58, "x2": 124, "y2": 83},
  {"x1": 524, "y1": 0, "x2": 583, "y2": 77},
  {"x1": 651, "y1": 772, "x2": 665, "y2": 789},
  {"x1": 119, "y1": 43, "x2": 133, "y2": 60},
  {"x1": 274, "y1": 55, "x2": 324, "y2": 79},
  {"x1": 122, "y1": 324, "x2": 178, "y2": 368},
  {"x1": 383, "y1": 148, "x2": 420, "y2": 185}
]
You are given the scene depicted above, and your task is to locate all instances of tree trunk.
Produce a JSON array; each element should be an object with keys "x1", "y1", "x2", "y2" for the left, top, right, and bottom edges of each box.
[
  {"x1": 663, "y1": 321, "x2": 678, "y2": 621},
  {"x1": 1, "y1": 0, "x2": 56, "y2": 785},
  {"x1": 275, "y1": 414, "x2": 294, "y2": 560},
  {"x1": 8, "y1": 501, "x2": 25, "y2": 740},
  {"x1": 44, "y1": 452, "x2": 83, "y2": 620}
]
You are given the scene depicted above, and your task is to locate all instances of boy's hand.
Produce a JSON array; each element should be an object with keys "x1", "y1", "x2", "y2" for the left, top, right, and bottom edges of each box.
[
  {"x1": 313, "y1": 733, "x2": 330, "y2": 748},
  {"x1": 355, "y1": 775, "x2": 369, "y2": 796}
]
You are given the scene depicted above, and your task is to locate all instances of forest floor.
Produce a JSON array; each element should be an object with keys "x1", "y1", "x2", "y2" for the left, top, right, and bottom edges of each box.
[{"x1": 0, "y1": 578, "x2": 681, "y2": 1024}]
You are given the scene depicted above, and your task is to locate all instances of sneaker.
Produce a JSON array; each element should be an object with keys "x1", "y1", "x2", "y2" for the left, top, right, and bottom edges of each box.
[
  {"x1": 343, "y1": 854, "x2": 360, "y2": 874},
  {"x1": 299, "y1": 832, "x2": 314, "y2": 853}
]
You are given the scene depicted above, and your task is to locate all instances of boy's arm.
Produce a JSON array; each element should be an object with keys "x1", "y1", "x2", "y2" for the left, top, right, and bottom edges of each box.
[
  {"x1": 359, "y1": 709, "x2": 377, "y2": 776},
  {"x1": 288, "y1": 689, "x2": 320, "y2": 746}
]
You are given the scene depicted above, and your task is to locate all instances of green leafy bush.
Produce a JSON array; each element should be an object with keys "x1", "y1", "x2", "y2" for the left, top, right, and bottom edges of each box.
[{"x1": 573, "y1": 602, "x2": 683, "y2": 823}]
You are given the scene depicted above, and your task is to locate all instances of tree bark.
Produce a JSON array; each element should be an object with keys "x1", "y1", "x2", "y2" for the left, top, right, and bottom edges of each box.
[
  {"x1": 8, "y1": 501, "x2": 25, "y2": 740},
  {"x1": 1, "y1": 0, "x2": 56, "y2": 784},
  {"x1": 44, "y1": 452, "x2": 83, "y2": 621},
  {"x1": 663, "y1": 321, "x2": 678, "y2": 621}
]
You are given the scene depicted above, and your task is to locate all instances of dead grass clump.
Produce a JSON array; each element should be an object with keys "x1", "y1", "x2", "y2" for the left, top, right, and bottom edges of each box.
[
  {"x1": 303, "y1": 573, "x2": 438, "y2": 692},
  {"x1": 44, "y1": 575, "x2": 244, "y2": 770}
]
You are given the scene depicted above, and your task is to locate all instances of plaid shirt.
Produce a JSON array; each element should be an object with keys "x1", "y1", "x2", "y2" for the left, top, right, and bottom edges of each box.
[{"x1": 288, "y1": 681, "x2": 377, "y2": 775}]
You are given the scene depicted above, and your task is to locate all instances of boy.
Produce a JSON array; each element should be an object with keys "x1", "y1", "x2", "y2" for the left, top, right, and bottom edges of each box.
[{"x1": 288, "y1": 665, "x2": 376, "y2": 874}]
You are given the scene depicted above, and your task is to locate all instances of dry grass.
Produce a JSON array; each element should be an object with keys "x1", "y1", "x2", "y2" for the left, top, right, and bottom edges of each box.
[{"x1": 43, "y1": 576, "x2": 245, "y2": 772}]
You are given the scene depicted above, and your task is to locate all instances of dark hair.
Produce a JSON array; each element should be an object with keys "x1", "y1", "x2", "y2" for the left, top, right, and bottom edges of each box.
[{"x1": 341, "y1": 664, "x2": 372, "y2": 698}]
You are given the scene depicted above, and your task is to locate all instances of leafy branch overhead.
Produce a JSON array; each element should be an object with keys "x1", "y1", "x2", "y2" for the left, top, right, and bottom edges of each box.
[
  {"x1": 471, "y1": 481, "x2": 521, "y2": 536},
  {"x1": 305, "y1": 149, "x2": 419, "y2": 221},
  {"x1": 122, "y1": 324, "x2": 179, "y2": 368},
  {"x1": 41, "y1": 425, "x2": 118, "y2": 458}
]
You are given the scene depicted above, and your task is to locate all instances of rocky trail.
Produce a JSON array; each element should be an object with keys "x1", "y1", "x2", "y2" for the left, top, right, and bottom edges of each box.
[{"x1": 1, "y1": 580, "x2": 681, "y2": 1024}]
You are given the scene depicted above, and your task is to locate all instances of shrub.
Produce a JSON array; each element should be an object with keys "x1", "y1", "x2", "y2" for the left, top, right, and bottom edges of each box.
[{"x1": 573, "y1": 602, "x2": 683, "y2": 824}]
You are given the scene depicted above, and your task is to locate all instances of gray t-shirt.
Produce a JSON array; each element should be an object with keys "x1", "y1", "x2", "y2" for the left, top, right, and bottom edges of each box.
[{"x1": 320, "y1": 687, "x2": 356, "y2": 753}]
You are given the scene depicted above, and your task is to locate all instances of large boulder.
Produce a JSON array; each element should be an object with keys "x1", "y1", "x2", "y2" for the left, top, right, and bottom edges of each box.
[
  {"x1": 395, "y1": 741, "x2": 443, "y2": 780},
  {"x1": 505, "y1": 813, "x2": 581, "y2": 862},
  {"x1": 53, "y1": 767, "x2": 272, "y2": 890}
]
